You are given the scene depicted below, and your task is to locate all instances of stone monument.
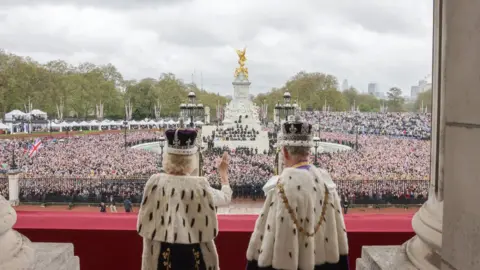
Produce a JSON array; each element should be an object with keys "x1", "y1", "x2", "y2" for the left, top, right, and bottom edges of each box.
[
  {"x1": 201, "y1": 47, "x2": 269, "y2": 152},
  {"x1": 233, "y1": 47, "x2": 251, "y2": 101}
]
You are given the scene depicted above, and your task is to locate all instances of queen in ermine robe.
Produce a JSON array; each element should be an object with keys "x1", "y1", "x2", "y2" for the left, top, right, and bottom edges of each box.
[
  {"x1": 246, "y1": 116, "x2": 349, "y2": 270},
  {"x1": 137, "y1": 127, "x2": 232, "y2": 270}
]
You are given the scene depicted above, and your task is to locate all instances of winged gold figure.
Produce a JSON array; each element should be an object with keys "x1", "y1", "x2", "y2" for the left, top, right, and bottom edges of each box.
[
  {"x1": 234, "y1": 47, "x2": 248, "y2": 79},
  {"x1": 236, "y1": 48, "x2": 247, "y2": 66}
]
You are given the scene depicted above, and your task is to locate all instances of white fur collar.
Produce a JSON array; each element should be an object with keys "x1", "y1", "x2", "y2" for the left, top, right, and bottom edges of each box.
[{"x1": 262, "y1": 165, "x2": 336, "y2": 195}]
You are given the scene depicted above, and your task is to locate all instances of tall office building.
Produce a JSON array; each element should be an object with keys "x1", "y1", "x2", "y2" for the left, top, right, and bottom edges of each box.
[
  {"x1": 411, "y1": 86, "x2": 420, "y2": 99},
  {"x1": 342, "y1": 79, "x2": 349, "y2": 91},
  {"x1": 368, "y1": 83, "x2": 378, "y2": 95},
  {"x1": 410, "y1": 76, "x2": 432, "y2": 99}
]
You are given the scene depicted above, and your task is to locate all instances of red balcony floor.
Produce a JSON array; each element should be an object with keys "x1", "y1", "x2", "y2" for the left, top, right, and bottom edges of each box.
[{"x1": 14, "y1": 211, "x2": 415, "y2": 270}]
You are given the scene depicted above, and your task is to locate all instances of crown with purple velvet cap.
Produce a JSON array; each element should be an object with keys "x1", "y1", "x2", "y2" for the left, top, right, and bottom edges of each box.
[
  {"x1": 165, "y1": 127, "x2": 198, "y2": 155},
  {"x1": 279, "y1": 115, "x2": 313, "y2": 147}
]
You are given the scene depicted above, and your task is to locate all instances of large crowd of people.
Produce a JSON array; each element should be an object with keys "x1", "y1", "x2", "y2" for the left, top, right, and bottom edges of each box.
[
  {"x1": 211, "y1": 124, "x2": 259, "y2": 141},
  {"x1": 317, "y1": 132, "x2": 430, "y2": 180},
  {"x1": 0, "y1": 111, "x2": 433, "y2": 204},
  {"x1": 0, "y1": 132, "x2": 163, "y2": 177},
  {"x1": 300, "y1": 111, "x2": 431, "y2": 139}
]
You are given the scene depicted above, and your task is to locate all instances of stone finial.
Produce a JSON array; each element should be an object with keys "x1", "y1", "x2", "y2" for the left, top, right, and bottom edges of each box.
[{"x1": 0, "y1": 195, "x2": 35, "y2": 270}]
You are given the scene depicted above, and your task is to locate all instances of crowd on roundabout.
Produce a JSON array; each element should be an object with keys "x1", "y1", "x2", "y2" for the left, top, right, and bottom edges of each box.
[
  {"x1": 300, "y1": 111, "x2": 431, "y2": 139},
  {"x1": 0, "y1": 111, "x2": 432, "y2": 205}
]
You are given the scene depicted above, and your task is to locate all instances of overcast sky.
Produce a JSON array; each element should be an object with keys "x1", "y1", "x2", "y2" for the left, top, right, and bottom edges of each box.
[{"x1": 0, "y1": 0, "x2": 433, "y2": 96}]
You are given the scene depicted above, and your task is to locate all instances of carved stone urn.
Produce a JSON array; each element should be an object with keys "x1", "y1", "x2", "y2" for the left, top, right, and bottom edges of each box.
[{"x1": 0, "y1": 195, "x2": 35, "y2": 270}]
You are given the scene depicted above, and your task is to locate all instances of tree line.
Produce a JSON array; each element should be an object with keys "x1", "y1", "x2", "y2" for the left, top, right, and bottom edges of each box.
[
  {"x1": 254, "y1": 71, "x2": 432, "y2": 115},
  {"x1": 0, "y1": 50, "x2": 431, "y2": 121},
  {"x1": 0, "y1": 50, "x2": 228, "y2": 120}
]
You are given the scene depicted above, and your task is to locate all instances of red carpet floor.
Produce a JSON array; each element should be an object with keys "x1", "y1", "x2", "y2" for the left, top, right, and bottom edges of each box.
[{"x1": 14, "y1": 212, "x2": 415, "y2": 270}]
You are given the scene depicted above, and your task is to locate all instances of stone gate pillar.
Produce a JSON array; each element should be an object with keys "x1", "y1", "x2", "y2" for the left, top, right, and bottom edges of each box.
[{"x1": 8, "y1": 169, "x2": 21, "y2": 206}]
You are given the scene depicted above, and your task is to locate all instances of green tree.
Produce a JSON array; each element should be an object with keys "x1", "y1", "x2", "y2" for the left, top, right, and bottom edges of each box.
[
  {"x1": 414, "y1": 89, "x2": 432, "y2": 112},
  {"x1": 0, "y1": 52, "x2": 126, "y2": 120},
  {"x1": 2, "y1": 50, "x2": 375, "y2": 120},
  {"x1": 342, "y1": 87, "x2": 359, "y2": 108},
  {"x1": 253, "y1": 71, "x2": 347, "y2": 118},
  {"x1": 387, "y1": 87, "x2": 405, "y2": 112},
  {"x1": 357, "y1": 94, "x2": 381, "y2": 112}
]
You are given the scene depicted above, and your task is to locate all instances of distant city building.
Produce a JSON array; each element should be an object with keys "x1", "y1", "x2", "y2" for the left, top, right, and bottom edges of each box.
[
  {"x1": 342, "y1": 79, "x2": 349, "y2": 91},
  {"x1": 368, "y1": 83, "x2": 378, "y2": 95},
  {"x1": 410, "y1": 77, "x2": 432, "y2": 99},
  {"x1": 411, "y1": 86, "x2": 420, "y2": 99}
]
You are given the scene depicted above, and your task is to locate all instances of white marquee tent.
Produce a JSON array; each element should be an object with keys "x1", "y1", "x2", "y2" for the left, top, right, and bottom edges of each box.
[
  {"x1": 4, "y1": 110, "x2": 27, "y2": 121},
  {"x1": 29, "y1": 109, "x2": 48, "y2": 119},
  {"x1": 47, "y1": 119, "x2": 181, "y2": 130}
]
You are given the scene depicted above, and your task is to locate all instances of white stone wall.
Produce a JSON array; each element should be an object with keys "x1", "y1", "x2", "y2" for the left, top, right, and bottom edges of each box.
[
  {"x1": 440, "y1": 0, "x2": 480, "y2": 269},
  {"x1": 357, "y1": 1, "x2": 480, "y2": 269}
]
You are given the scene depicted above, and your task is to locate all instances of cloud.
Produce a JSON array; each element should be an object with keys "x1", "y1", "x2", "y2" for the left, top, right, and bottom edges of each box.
[
  {"x1": 0, "y1": 0, "x2": 189, "y2": 10},
  {"x1": 0, "y1": 0, "x2": 433, "y2": 96}
]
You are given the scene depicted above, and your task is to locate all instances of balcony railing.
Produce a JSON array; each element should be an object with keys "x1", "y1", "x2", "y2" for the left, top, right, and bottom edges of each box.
[{"x1": 0, "y1": 177, "x2": 430, "y2": 206}]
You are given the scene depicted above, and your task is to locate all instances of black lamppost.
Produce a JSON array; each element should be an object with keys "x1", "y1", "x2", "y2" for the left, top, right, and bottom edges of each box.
[
  {"x1": 274, "y1": 103, "x2": 283, "y2": 132},
  {"x1": 10, "y1": 142, "x2": 17, "y2": 170},
  {"x1": 318, "y1": 108, "x2": 322, "y2": 141},
  {"x1": 355, "y1": 126, "x2": 359, "y2": 151},
  {"x1": 262, "y1": 99, "x2": 266, "y2": 126},
  {"x1": 158, "y1": 136, "x2": 165, "y2": 167},
  {"x1": 180, "y1": 92, "x2": 204, "y2": 128},
  {"x1": 123, "y1": 120, "x2": 128, "y2": 150},
  {"x1": 274, "y1": 92, "x2": 295, "y2": 124},
  {"x1": 313, "y1": 136, "x2": 320, "y2": 166},
  {"x1": 198, "y1": 150, "x2": 204, "y2": 177},
  {"x1": 282, "y1": 92, "x2": 295, "y2": 121},
  {"x1": 48, "y1": 118, "x2": 53, "y2": 136},
  {"x1": 274, "y1": 144, "x2": 280, "y2": 175}
]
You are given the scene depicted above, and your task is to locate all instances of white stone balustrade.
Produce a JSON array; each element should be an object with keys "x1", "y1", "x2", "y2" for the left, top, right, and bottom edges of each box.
[{"x1": 1, "y1": 172, "x2": 80, "y2": 270}]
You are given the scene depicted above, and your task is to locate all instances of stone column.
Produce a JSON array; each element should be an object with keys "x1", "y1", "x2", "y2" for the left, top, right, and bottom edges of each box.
[
  {"x1": 404, "y1": 0, "x2": 445, "y2": 268},
  {"x1": 439, "y1": 0, "x2": 480, "y2": 268},
  {"x1": 357, "y1": 0, "x2": 480, "y2": 269},
  {"x1": 8, "y1": 169, "x2": 21, "y2": 206}
]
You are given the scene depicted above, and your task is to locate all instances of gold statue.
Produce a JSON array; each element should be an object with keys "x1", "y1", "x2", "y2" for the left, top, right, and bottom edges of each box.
[
  {"x1": 234, "y1": 47, "x2": 249, "y2": 79},
  {"x1": 236, "y1": 48, "x2": 247, "y2": 66}
]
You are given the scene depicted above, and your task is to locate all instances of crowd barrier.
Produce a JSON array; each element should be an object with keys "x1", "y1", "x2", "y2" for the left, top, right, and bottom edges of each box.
[
  {"x1": 0, "y1": 177, "x2": 429, "y2": 206},
  {"x1": 126, "y1": 137, "x2": 163, "y2": 147}
]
